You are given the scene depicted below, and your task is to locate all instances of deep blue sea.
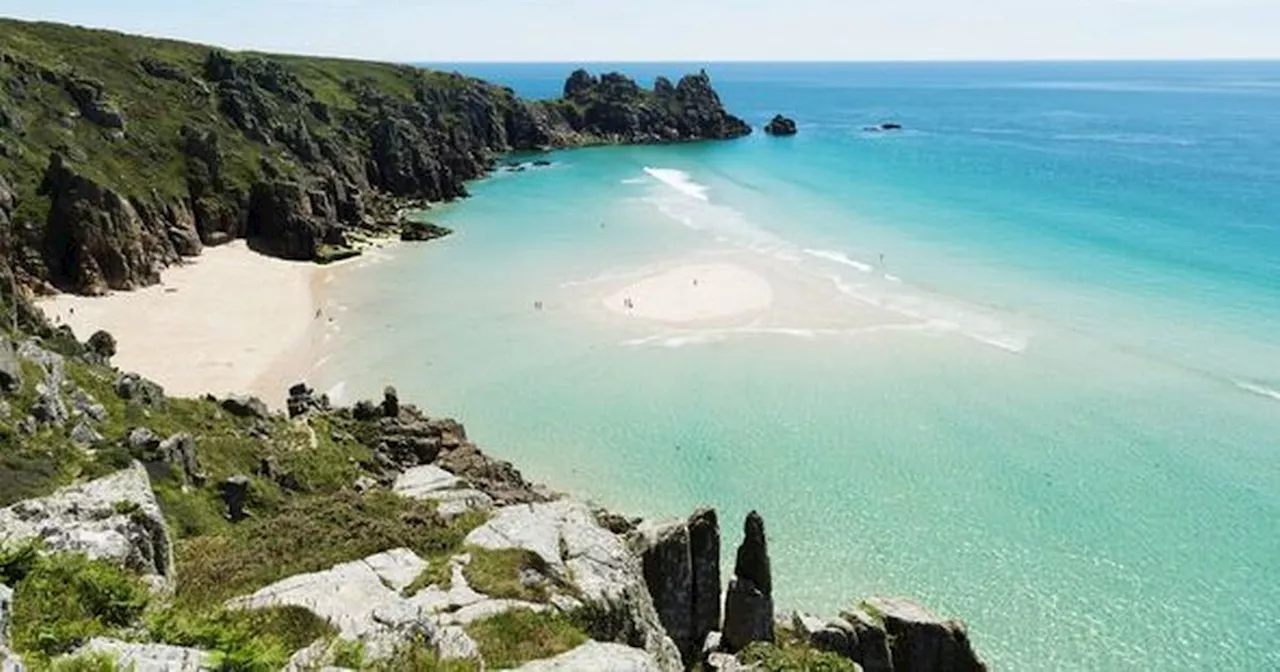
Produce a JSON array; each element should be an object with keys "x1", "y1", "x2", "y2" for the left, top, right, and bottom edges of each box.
[{"x1": 316, "y1": 62, "x2": 1280, "y2": 669}]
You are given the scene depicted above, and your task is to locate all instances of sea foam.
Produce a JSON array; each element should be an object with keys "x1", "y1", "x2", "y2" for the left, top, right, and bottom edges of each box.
[
  {"x1": 803, "y1": 248, "x2": 875, "y2": 273},
  {"x1": 1235, "y1": 381, "x2": 1280, "y2": 403},
  {"x1": 644, "y1": 167, "x2": 710, "y2": 201}
]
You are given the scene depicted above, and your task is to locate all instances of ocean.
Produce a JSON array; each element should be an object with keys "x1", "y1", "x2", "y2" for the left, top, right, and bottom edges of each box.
[{"x1": 312, "y1": 62, "x2": 1280, "y2": 670}]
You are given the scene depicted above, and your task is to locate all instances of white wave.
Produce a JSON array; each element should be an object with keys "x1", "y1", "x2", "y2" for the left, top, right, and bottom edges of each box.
[
  {"x1": 621, "y1": 323, "x2": 937, "y2": 348},
  {"x1": 803, "y1": 248, "x2": 875, "y2": 273},
  {"x1": 326, "y1": 380, "x2": 347, "y2": 405},
  {"x1": 1235, "y1": 381, "x2": 1280, "y2": 403},
  {"x1": 643, "y1": 167, "x2": 710, "y2": 201}
]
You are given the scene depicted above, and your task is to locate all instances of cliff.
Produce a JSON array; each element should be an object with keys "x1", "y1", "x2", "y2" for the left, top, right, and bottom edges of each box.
[{"x1": 0, "y1": 19, "x2": 750, "y2": 296}]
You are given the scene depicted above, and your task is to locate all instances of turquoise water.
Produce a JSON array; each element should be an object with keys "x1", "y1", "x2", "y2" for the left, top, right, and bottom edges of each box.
[{"x1": 316, "y1": 63, "x2": 1280, "y2": 669}]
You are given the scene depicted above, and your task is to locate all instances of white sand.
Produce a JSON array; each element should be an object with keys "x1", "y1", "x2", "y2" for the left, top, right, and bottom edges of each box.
[
  {"x1": 602, "y1": 263, "x2": 773, "y2": 323},
  {"x1": 39, "y1": 241, "x2": 318, "y2": 404}
]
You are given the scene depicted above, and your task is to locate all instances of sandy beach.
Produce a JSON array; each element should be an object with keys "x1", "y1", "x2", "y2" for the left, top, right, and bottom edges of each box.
[
  {"x1": 602, "y1": 263, "x2": 773, "y2": 323},
  {"x1": 39, "y1": 241, "x2": 321, "y2": 405}
]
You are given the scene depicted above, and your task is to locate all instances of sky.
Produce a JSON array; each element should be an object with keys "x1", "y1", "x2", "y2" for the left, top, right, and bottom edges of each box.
[{"x1": 5, "y1": 0, "x2": 1280, "y2": 62}]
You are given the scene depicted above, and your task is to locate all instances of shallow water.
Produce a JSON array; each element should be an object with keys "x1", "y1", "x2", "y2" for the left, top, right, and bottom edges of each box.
[{"x1": 314, "y1": 62, "x2": 1280, "y2": 670}]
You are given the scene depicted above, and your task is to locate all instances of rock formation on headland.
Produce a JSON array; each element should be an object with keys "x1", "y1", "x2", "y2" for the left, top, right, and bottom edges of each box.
[
  {"x1": 765, "y1": 115, "x2": 798, "y2": 136},
  {"x1": 0, "y1": 19, "x2": 750, "y2": 297}
]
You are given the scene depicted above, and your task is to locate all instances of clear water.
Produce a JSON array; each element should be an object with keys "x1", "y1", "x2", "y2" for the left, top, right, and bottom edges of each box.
[{"x1": 315, "y1": 63, "x2": 1280, "y2": 670}]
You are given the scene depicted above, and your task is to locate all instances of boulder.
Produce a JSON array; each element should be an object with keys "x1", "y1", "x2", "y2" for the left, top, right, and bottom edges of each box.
[
  {"x1": 722, "y1": 511, "x2": 773, "y2": 653},
  {"x1": 113, "y1": 373, "x2": 164, "y2": 406},
  {"x1": 71, "y1": 638, "x2": 212, "y2": 672},
  {"x1": 0, "y1": 583, "x2": 12, "y2": 649},
  {"x1": 764, "y1": 115, "x2": 798, "y2": 136},
  {"x1": 85, "y1": 330, "x2": 117, "y2": 362},
  {"x1": 286, "y1": 382, "x2": 326, "y2": 418},
  {"x1": 863, "y1": 597, "x2": 986, "y2": 672},
  {"x1": 160, "y1": 433, "x2": 206, "y2": 487},
  {"x1": 392, "y1": 465, "x2": 495, "y2": 520},
  {"x1": 0, "y1": 339, "x2": 20, "y2": 394},
  {"x1": 219, "y1": 475, "x2": 250, "y2": 522},
  {"x1": 517, "y1": 641, "x2": 661, "y2": 671},
  {"x1": 221, "y1": 394, "x2": 270, "y2": 419},
  {"x1": 465, "y1": 500, "x2": 682, "y2": 670},
  {"x1": 0, "y1": 462, "x2": 174, "y2": 589}
]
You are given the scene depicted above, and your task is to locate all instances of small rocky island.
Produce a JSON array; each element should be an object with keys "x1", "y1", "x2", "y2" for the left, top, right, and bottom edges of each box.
[{"x1": 765, "y1": 115, "x2": 798, "y2": 136}]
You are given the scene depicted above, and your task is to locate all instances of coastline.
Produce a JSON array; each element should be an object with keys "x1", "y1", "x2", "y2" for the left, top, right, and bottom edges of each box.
[{"x1": 38, "y1": 241, "x2": 322, "y2": 405}]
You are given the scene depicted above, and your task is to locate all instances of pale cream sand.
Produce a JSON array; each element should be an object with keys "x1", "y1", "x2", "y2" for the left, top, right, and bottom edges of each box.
[
  {"x1": 602, "y1": 262, "x2": 773, "y2": 323},
  {"x1": 39, "y1": 241, "x2": 319, "y2": 404}
]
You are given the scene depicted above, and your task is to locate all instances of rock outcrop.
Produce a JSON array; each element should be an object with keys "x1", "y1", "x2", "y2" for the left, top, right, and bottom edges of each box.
[
  {"x1": 865, "y1": 597, "x2": 987, "y2": 672},
  {"x1": 70, "y1": 638, "x2": 212, "y2": 672},
  {"x1": 392, "y1": 464, "x2": 494, "y2": 521},
  {"x1": 0, "y1": 462, "x2": 174, "y2": 590},
  {"x1": 632, "y1": 508, "x2": 722, "y2": 667},
  {"x1": 516, "y1": 641, "x2": 662, "y2": 671},
  {"x1": 722, "y1": 511, "x2": 773, "y2": 653},
  {"x1": 465, "y1": 500, "x2": 683, "y2": 670},
  {"x1": 764, "y1": 115, "x2": 798, "y2": 136}
]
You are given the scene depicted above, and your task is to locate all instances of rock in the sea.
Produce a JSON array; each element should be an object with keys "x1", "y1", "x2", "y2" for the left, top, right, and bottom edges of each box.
[
  {"x1": 71, "y1": 637, "x2": 212, "y2": 672},
  {"x1": 0, "y1": 462, "x2": 174, "y2": 589},
  {"x1": 0, "y1": 339, "x2": 21, "y2": 394},
  {"x1": 400, "y1": 221, "x2": 453, "y2": 242},
  {"x1": 516, "y1": 641, "x2": 662, "y2": 671},
  {"x1": 864, "y1": 597, "x2": 987, "y2": 672},
  {"x1": 221, "y1": 394, "x2": 270, "y2": 419},
  {"x1": 722, "y1": 511, "x2": 773, "y2": 653},
  {"x1": 466, "y1": 499, "x2": 682, "y2": 670},
  {"x1": 764, "y1": 115, "x2": 798, "y2": 136}
]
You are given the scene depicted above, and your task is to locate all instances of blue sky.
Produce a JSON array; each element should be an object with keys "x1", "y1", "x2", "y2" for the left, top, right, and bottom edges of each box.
[{"x1": 6, "y1": 0, "x2": 1279, "y2": 62}]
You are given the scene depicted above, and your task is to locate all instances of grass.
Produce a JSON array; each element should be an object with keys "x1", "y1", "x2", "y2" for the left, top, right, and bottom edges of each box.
[
  {"x1": 462, "y1": 547, "x2": 553, "y2": 603},
  {"x1": 739, "y1": 627, "x2": 860, "y2": 672},
  {"x1": 366, "y1": 634, "x2": 481, "y2": 672},
  {"x1": 403, "y1": 552, "x2": 456, "y2": 597},
  {"x1": 174, "y1": 490, "x2": 487, "y2": 605},
  {"x1": 145, "y1": 605, "x2": 334, "y2": 672},
  {"x1": 465, "y1": 609, "x2": 587, "y2": 669},
  {"x1": 7, "y1": 552, "x2": 150, "y2": 658}
]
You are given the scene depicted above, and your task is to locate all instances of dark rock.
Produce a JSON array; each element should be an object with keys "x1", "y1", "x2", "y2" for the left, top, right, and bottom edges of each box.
[
  {"x1": 764, "y1": 114, "x2": 798, "y2": 136},
  {"x1": 64, "y1": 77, "x2": 126, "y2": 129},
  {"x1": 221, "y1": 395, "x2": 270, "y2": 419},
  {"x1": 635, "y1": 520, "x2": 695, "y2": 664},
  {"x1": 160, "y1": 433, "x2": 206, "y2": 487},
  {"x1": 864, "y1": 597, "x2": 986, "y2": 672},
  {"x1": 113, "y1": 373, "x2": 164, "y2": 406},
  {"x1": 70, "y1": 421, "x2": 103, "y2": 446},
  {"x1": 688, "y1": 507, "x2": 722, "y2": 652},
  {"x1": 286, "y1": 382, "x2": 326, "y2": 418},
  {"x1": 69, "y1": 389, "x2": 107, "y2": 423},
  {"x1": 722, "y1": 511, "x2": 773, "y2": 653},
  {"x1": 353, "y1": 400, "x2": 380, "y2": 422},
  {"x1": 400, "y1": 221, "x2": 452, "y2": 242},
  {"x1": 219, "y1": 475, "x2": 251, "y2": 522},
  {"x1": 595, "y1": 509, "x2": 641, "y2": 535},
  {"x1": 140, "y1": 58, "x2": 190, "y2": 83},
  {"x1": 881, "y1": 122, "x2": 903, "y2": 131},
  {"x1": 564, "y1": 69, "x2": 598, "y2": 99},
  {"x1": 0, "y1": 338, "x2": 19, "y2": 394},
  {"x1": 532, "y1": 160, "x2": 553, "y2": 167},
  {"x1": 838, "y1": 608, "x2": 893, "y2": 672},
  {"x1": 382, "y1": 386, "x2": 400, "y2": 417},
  {"x1": 86, "y1": 330, "x2": 117, "y2": 363}
]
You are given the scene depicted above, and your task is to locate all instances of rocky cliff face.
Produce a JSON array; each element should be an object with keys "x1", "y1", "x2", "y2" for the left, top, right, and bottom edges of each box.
[{"x1": 0, "y1": 19, "x2": 750, "y2": 296}]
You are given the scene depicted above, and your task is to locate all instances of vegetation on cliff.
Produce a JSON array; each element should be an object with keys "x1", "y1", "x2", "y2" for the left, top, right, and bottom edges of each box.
[{"x1": 0, "y1": 18, "x2": 750, "y2": 296}]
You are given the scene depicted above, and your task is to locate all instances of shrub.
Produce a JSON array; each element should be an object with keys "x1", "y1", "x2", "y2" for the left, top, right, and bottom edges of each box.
[{"x1": 9, "y1": 554, "x2": 150, "y2": 657}]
